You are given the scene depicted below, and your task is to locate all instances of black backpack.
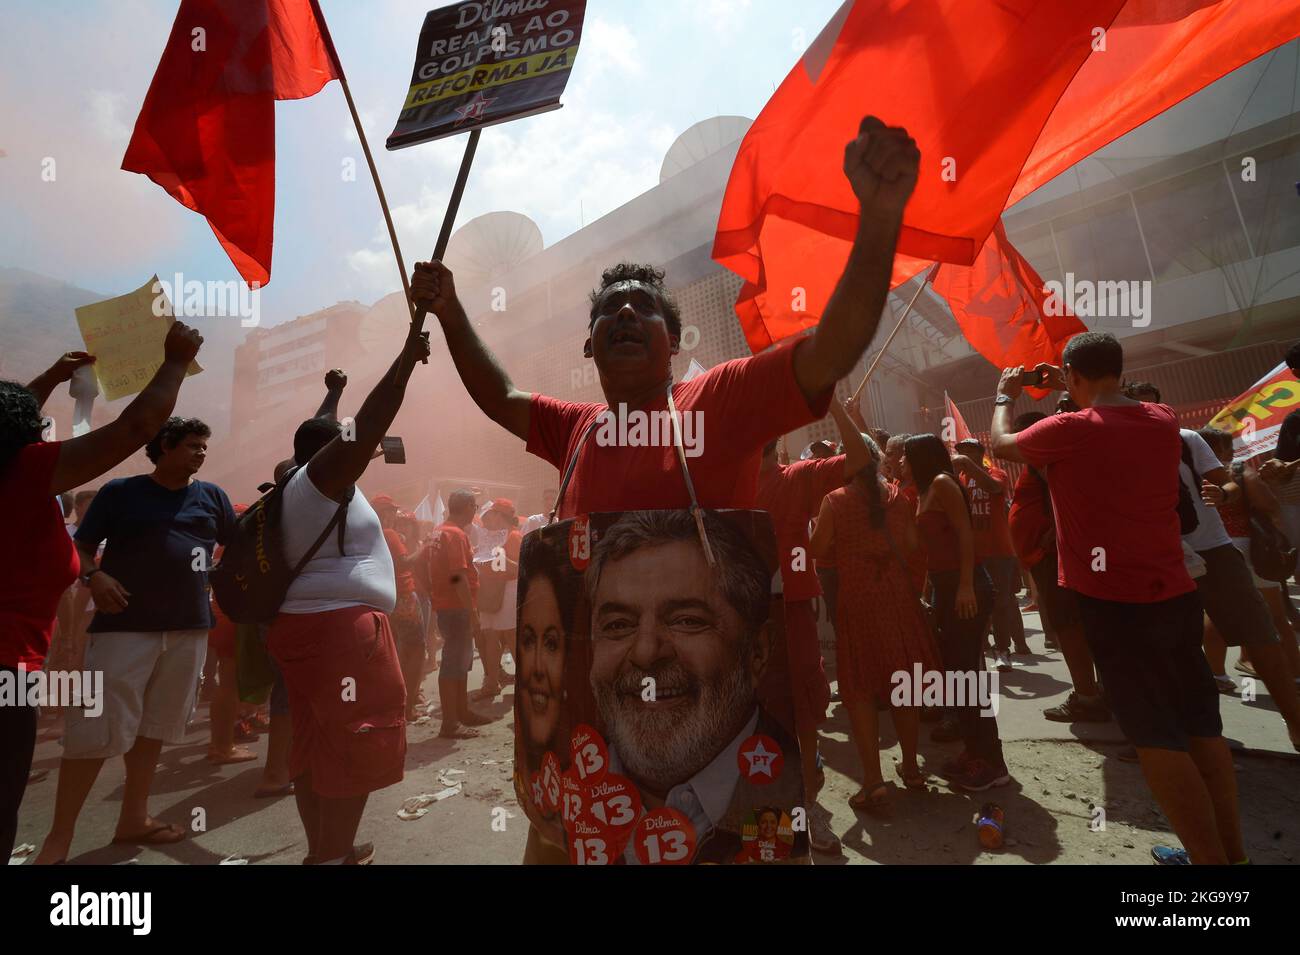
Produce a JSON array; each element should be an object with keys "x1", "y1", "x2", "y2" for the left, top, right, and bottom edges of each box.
[
  {"x1": 211, "y1": 467, "x2": 352, "y2": 624},
  {"x1": 1232, "y1": 461, "x2": 1298, "y2": 583}
]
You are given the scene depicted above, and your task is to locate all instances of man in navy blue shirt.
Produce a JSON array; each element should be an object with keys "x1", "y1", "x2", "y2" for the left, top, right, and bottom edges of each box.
[{"x1": 35, "y1": 417, "x2": 233, "y2": 863}]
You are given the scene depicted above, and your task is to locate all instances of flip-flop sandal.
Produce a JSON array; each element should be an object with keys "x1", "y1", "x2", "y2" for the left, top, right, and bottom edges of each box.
[
  {"x1": 112, "y1": 823, "x2": 185, "y2": 846},
  {"x1": 253, "y1": 783, "x2": 295, "y2": 799},
  {"x1": 438, "y1": 727, "x2": 481, "y2": 739},
  {"x1": 207, "y1": 747, "x2": 259, "y2": 765},
  {"x1": 849, "y1": 783, "x2": 891, "y2": 814},
  {"x1": 895, "y1": 765, "x2": 929, "y2": 790}
]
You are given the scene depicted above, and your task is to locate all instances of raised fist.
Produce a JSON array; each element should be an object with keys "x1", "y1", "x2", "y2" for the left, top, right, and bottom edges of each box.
[
  {"x1": 325, "y1": 369, "x2": 347, "y2": 391},
  {"x1": 843, "y1": 116, "x2": 920, "y2": 216},
  {"x1": 163, "y1": 321, "x2": 203, "y2": 365},
  {"x1": 411, "y1": 261, "x2": 460, "y2": 319}
]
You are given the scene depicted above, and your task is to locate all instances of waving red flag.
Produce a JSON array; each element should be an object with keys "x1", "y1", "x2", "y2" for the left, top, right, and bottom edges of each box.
[
  {"x1": 713, "y1": 0, "x2": 1300, "y2": 355},
  {"x1": 122, "y1": 0, "x2": 340, "y2": 286},
  {"x1": 931, "y1": 222, "x2": 1086, "y2": 398}
]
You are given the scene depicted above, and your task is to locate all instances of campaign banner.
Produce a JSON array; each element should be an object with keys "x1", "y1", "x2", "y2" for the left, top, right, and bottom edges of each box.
[
  {"x1": 1206, "y1": 362, "x2": 1300, "y2": 461},
  {"x1": 74, "y1": 276, "x2": 202, "y2": 402},
  {"x1": 513, "y1": 509, "x2": 810, "y2": 865},
  {"x1": 386, "y1": 0, "x2": 586, "y2": 150}
]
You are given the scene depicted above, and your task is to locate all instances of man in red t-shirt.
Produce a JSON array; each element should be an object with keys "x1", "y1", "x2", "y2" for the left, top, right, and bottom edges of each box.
[
  {"x1": 427, "y1": 489, "x2": 489, "y2": 738},
  {"x1": 1004, "y1": 412, "x2": 1107, "y2": 724},
  {"x1": 410, "y1": 115, "x2": 921, "y2": 863},
  {"x1": 756, "y1": 399, "x2": 869, "y2": 850},
  {"x1": 991, "y1": 331, "x2": 1241, "y2": 866},
  {"x1": 952, "y1": 438, "x2": 1029, "y2": 669}
]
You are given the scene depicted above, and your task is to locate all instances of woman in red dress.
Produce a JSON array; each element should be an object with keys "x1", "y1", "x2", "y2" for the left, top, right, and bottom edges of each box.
[{"x1": 810, "y1": 437, "x2": 940, "y2": 813}]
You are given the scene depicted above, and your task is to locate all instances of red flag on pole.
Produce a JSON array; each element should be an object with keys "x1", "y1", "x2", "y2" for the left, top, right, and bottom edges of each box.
[
  {"x1": 713, "y1": 0, "x2": 1300, "y2": 355},
  {"x1": 930, "y1": 221, "x2": 1086, "y2": 398},
  {"x1": 942, "y1": 391, "x2": 973, "y2": 451},
  {"x1": 122, "y1": 0, "x2": 340, "y2": 286}
]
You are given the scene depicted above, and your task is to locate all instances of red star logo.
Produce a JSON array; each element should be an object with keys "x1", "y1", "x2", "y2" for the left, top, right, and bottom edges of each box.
[{"x1": 453, "y1": 91, "x2": 497, "y2": 126}]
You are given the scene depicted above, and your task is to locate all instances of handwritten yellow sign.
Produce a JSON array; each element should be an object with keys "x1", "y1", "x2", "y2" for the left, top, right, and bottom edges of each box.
[{"x1": 74, "y1": 276, "x2": 202, "y2": 401}]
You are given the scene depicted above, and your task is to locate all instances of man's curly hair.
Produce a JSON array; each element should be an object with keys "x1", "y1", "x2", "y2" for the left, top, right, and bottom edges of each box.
[
  {"x1": 145, "y1": 416, "x2": 211, "y2": 463},
  {"x1": 0, "y1": 380, "x2": 46, "y2": 473},
  {"x1": 587, "y1": 262, "x2": 682, "y2": 340}
]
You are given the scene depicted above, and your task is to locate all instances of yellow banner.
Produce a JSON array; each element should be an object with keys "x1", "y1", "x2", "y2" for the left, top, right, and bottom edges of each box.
[
  {"x1": 404, "y1": 46, "x2": 578, "y2": 110},
  {"x1": 75, "y1": 276, "x2": 202, "y2": 402}
]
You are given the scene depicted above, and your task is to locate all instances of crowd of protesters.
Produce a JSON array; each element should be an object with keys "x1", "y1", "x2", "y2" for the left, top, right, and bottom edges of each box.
[{"x1": 4, "y1": 115, "x2": 1300, "y2": 866}]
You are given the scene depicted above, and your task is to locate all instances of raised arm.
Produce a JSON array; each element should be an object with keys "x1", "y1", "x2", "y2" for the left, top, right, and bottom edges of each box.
[
  {"x1": 953, "y1": 454, "x2": 1004, "y2": 495},
  {"x1": 307, "y1": 326, "x2": 430, "y2": 501},
  {"x1": 793, "y1": 117, "x2": 919, "y2": 402},
  {"x1": 315, "y1": 368, "x2": 348, "y2": 420},
  {"x1": 50, "y1": 323, "x2": 203, "y2": 495},
  {"x1": 990, "y1": 364, "x2": 1064, "y2": 463},
  {"x1": 828, "y1": 399, "x2": 870, "y2": 481},
  {"x1": 410, "y1": 261, "x2": 532, "y2": 441},
  {"x1": 27, "y1": 351, "x2": 96, "y2": 408}
]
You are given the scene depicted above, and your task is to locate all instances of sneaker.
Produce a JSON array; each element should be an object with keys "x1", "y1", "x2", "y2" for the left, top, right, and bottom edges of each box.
[
  {"x1": 950, "y1": 759, "x2": 1011, "y2": 792},
  {"x1": 808, "y1": 803, "x2": 842, "y2": 855},
  {"x1": 1043, "y1": 692, "x2": 1110, "y2": 723},
  {"x1": 938, "y1": 751, "x2": 975, "y2": 779},
  {"x1": 930, "y1": 718, "x2": 961, "y2": 743},
  {"x1": 1151, "y1": 845, "x2": 1189, "y2": 866},
  {"x1": 993, "y1": 650, "x2": 1013, "y2": 672}
]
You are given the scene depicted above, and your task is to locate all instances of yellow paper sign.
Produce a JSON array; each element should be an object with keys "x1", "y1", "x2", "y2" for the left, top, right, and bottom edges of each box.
[{"x1": 74, "y1": 276, "x2": 202, "y2": 401}]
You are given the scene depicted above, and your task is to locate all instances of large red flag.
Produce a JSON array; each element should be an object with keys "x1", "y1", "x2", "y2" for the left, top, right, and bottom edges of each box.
[
  {"x1": 122, "y1": 0, "x2": 340, "y2": 286},
  {"x1": 713, "y1": 0, "x2": 1300, "y2": 355},
  {"x1": 931, "y1": 222, "x2": 1087, "y2": 398}
]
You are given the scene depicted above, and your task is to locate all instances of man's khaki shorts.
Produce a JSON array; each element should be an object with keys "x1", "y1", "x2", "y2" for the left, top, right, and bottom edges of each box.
[{"x1": 62, "y1": 630, "x2": 207, "y2": 759}]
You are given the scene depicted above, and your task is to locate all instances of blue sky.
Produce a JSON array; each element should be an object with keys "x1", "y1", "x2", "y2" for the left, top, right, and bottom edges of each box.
[{"x1": 0, "y1": 0, "x2": 845, "y2": 323}]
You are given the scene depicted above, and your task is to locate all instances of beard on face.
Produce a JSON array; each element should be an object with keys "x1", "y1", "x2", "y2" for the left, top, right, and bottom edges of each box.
[{"x1": 591, "y1": 640, "x2": 755, "y2": 793}]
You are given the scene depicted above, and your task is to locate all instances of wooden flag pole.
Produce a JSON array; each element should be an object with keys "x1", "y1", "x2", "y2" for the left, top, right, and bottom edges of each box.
[
  {"x1": 399, "y1": 126, "x2": 481, "y2": 378},
  {"x1": 849, "y1": 262, "x2": 940, "y2": 405},
  {"x1": 311, "y1": 0, "x2": 415, "y2": 322}
]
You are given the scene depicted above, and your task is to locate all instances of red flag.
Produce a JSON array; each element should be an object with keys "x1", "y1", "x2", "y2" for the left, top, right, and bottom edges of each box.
[
  {"x1": 942, "y1": 391, "x2": 973, "y2": 450},
  {"x1": 122, "y1": 0, "x2": 340, "y2": 286},
  {"x1": 713, "y1": 0, "x2": 1300, "y2": 355},
  {"x1": 930, "y1": 222, "x2": 1086, "y2": 399}
]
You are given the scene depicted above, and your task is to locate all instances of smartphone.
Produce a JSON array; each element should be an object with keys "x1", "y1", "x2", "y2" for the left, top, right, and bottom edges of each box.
[
  {"x1": 1020, "y1": 370, "x2": 1045, "y2": 387},
  {"x1": 381, "y1": 436, "x2": 406, "y2": 465}
]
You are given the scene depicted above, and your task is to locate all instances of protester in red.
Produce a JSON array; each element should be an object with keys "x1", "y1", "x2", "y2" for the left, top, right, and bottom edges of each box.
[
  {"x1": 373, "y1": 497, "x2": 428, "y2": 722},
  {"x1": 952, "y1": 437, "x2": 1030, "y2": 671},
  {"x1": 410, "y1": 115, "x2": 921, "y2": 863},
  {"x1": 810, "y1": 435, "x2": 941, "y2": 812},
  {"x1": 429, "y1": 489, "x2": 492, "y2": 738},
  {"x1": 1005, "y1": 412, "x2": 1108, "y2": 723},
  {"x1": 755, "y1": 399, "x2": 870, "y2": 851},
  {"x1": 1, "y1": 326, "x2": 203, "y2": 861},
  {"x1": 991, "y1": 332, "x2": 1243, "y2": 865}
]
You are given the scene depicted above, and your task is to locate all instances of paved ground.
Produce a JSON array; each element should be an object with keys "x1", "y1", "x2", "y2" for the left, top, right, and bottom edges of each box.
[{"x1": 10, "y1": 608, "x2": 1300, "y2": 866}]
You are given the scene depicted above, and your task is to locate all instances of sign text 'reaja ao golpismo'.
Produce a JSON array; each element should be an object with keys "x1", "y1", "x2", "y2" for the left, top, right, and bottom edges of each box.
[{"x1": 386, "y1": 0, "x2": 586, "y2": 149}]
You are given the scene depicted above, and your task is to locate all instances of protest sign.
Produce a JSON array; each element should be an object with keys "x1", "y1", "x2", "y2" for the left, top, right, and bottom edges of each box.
[
  {"x1": 1206, "y1": 361, "x2": 1300, "y2": 461},
  {"x1": 74, "y1": 276, "x2": 202, "y2": 402},
  {"x1": 513, "y1": 509, "x2": 810, "y2": 865},
  {"x1": 387, "y1": 0, "x2": 586, "y2": 149}
]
